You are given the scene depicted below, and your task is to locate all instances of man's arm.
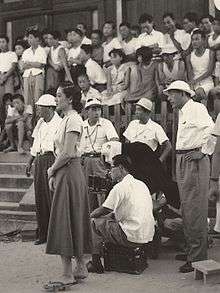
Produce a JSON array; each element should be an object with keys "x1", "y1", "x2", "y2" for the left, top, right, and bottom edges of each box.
[{"x1": 90, "y1": 206, "x2": 113, "y2": 218}]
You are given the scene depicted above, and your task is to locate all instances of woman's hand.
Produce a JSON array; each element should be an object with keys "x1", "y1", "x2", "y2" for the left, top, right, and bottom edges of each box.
[{"x1": 49, "y1": 176, "x2": 56, "y2": 192}]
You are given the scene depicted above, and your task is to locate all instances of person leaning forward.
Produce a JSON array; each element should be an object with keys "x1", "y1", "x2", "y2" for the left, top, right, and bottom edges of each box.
[
  {"x1": 164, "y1": 80, "x2": 215, "y2": 273},
  {"x1": 26, "y1": 94, "x2": 62, "y2": 245}
]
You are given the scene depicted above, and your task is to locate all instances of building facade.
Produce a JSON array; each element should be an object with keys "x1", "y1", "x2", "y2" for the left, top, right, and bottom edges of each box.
[{"x1": 0, "y1": 0, "x2": 215, "y2": 46}]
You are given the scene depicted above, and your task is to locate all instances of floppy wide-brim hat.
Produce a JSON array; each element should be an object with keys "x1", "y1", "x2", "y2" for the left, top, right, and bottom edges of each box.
[
  {"x1": 163, "y1": 80, "x2": 195, "y2": 97},
  {"x1": 136, "y1": 98, "x2": 153, "y2": 112},
  {"x1": 85, "y1": 98, "x2": 102, "y2": 109},
  {"x1": 35, "y1": 94, "x2": 56, "y2": 107}
]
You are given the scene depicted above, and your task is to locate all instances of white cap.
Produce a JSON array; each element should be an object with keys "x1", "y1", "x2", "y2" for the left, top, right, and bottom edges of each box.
[
  {"x1": 163, "y1": 80, "x2": 195, "y2": 97},
  {"x1": 215, "y1": 0, "x2": 220, "y2": 10},
  {"x1": 136, "y1": 98, "x2": 153, "y2": 112},
  {"x1": 85, "y1": 98, "x2": 101, "y2": 109},
  {"x1": 35, "y1": 94, "x2": 56, "y2": 107}
]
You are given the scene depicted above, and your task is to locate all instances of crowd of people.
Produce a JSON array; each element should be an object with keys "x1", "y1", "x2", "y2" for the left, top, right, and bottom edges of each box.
[{"x1": 0, "y1": 10, "x2": 220, "y2": 289}]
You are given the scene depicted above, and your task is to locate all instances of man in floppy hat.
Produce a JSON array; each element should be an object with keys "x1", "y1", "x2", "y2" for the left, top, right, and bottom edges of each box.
[
  {"x1": 80, "y1": 98, "x2": 119, "y2": 211},
  {"x1": 26, "y1": 94, "x2": 62, "y2": 245},
  {"x1": 123, "y1": 98, "x2": 172, "y2": 162},
  {"x1": 164, "y1": 80, "x2": 215, "y2": 273}
]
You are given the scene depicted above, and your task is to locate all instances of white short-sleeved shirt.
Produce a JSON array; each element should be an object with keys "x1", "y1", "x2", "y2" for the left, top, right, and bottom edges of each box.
[
  {"x1": 0, "y1": 51, "x2": 17, "y2": 72},
  {"x1": 80, "y1": 117, "x2": 119, "y2": 153},
  {"x1": 208, "y1": 34, "x2": 220, "y2": 48},
  {"x1": 121, "y1": 38, "x2": 138, "y2": 55},
  {"x1": 123, "y1": 119, "x2": 169, "y2": 151},
  {"x1": 103, "y1": 174, "x2": 155, "y2": 243},
  {"x1": 85, "y1": 58, "x2": 107, "y2": 85},
  {"x1": 102, "y1": 38, "x2": 122, "y2": 63},
  {"x1": 68, "y1": 46, "x2": 81, "y2": 61},
  {"x1": 137, "y1": 30, "x2": 164, "y2": 49},
  {"x1": 212, "y1": 113, "x2": 220, "y2": 137},
  {"x1": 176, "y1": 99, "x2": 215, "y2": 155},
  {"x1": 81, "y1": 86, "x2": 102, "y2": 102},
  {"x1": 30, "y1": 112, "x2": 62, "y2": 156},
  {"x1": 163, "y1": 29, "x2": 191, "y2": 51},
  {"x1": 22, "y1": 46, "x2": 47, "y2": 77},
  {"x1": 54, "y1": 110, "x2": 83, "y2": 157}
]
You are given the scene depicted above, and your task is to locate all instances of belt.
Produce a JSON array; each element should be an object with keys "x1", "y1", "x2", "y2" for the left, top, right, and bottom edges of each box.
[
  {"x1": 176, "y1": 148, "x2": 201, "y2": 155},
  {"x1": 83, "y1": 152, "x2": 101, "y2": 158},
  {"x1": 37, "y1": 151, "x2": 54, "y2": 156}
]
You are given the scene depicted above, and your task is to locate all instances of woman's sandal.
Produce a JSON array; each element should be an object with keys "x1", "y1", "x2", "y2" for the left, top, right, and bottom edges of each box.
[{"x1": 43, "y1": 280, "x2": 78, "y2": 291}]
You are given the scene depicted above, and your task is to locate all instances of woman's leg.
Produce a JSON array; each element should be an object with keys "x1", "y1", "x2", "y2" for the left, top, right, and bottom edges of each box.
[
  {"x1": 74, "y1": 255, "x2": 88, "y2": 279},
  {"x1": 60, "y1": 255, "x2": 75, "y2": 282}
]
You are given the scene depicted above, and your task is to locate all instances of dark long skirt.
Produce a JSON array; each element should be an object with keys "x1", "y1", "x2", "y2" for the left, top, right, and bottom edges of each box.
[
  {"x1": 34, "y1": 152, "x2": 55, "y2": 241},
  {"x1": 46, "y1": 158, "x2": 92, "y2": 257}
]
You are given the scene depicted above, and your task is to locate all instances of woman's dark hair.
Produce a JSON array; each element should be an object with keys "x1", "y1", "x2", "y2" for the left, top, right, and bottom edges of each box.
[
  {"x1": 80, "y1": 44, "x2": 93, "y2": 55},
  {"x1": 91, "y1": 29, "x2": 103, "y2": 39},
  {"x1": 12, "y1": 94, "x2": 25, "y2": 103},
  {"x1": 191, "y1": 29, "x2": 206, "y2": 40},
  {"x1": 109, "y1": 48, "x2": 126, "y2": 63},
  {"x1": 0, "y1": 34, "x2": 9, "y2": 43},
  {"x1": 59, "y1": 82, "x2": 83, "y2": 113},
  {"x1": 26, "y1": 29, "x2": 42, "y2": 39},
  {"x1": 136, "y1": 46, "x2": 153, "y2": 63}
]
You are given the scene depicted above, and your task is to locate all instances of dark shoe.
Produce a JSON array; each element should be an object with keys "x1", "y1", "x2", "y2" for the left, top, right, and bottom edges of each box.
[
  {"x1": 86, "y1": 260, "x2": 104, "y2": 274},
  {"x1": 179, "y1": 262, "x2": 194, "y2": 273},
  {"x1": 175, "y1": 254, "x2": 187, "y2": 261},
  {"x1": 34, "y1": 239, "x2": 46, "y2": 245}
]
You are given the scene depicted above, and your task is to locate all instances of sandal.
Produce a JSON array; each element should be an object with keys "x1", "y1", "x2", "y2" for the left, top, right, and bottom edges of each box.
[{"x1": 43, "y1": 280, "x2": 78, "y2": 291}]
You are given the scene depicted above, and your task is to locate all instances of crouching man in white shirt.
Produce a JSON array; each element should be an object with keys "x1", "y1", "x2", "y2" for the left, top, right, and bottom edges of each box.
[{"x1": 86, "y1": 154, "x2": 155, "y2": 273}]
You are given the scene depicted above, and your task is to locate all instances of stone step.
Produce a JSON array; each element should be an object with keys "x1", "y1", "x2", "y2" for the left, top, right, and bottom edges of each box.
[
  {"x1": 0, "y1": 174, "x2": 33, "y2": 189},
  {"x1": 21, "y1": 221, "x2": 37, "y2": 242},
  {"x1": 0, "y1": 152, "x2": 31, "y2": 163},
  {"x1": 0, "y1": 187, "x2": 27, "y2": 202},
  {"x1": 0, "y1": 162, "x2": 27, "y2": 175},
  {"x1": 0, "y1": 210, "x2": 36, "y2": 221},
  {"x1": 0, "y1": 201, "x2": 19, "y2": 211},
  {"x1": 19, "y1": 184, "x2": 35, "y2": 212},
  {"x1": 0, "y1": 219, "x2": 36, "y2": 236}
]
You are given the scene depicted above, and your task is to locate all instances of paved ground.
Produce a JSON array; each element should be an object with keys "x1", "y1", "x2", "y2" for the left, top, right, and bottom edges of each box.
[{"x1": 1, "y1": 239, "x2": 220, "y2": 293}]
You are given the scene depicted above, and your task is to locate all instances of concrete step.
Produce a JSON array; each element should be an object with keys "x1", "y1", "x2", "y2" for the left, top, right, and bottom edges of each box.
[
  {"x1": 0, "y1": 152, "x2": 31, "y2": 163},
  {"x1": 0, "y1": 174, "x2": 33, "y2": 189},
  {"x1": 0, "y1": 210, "x2": 36, "y2": 221},
  {"x1": 0, "y1": 201, "x2": 19, "y2": 211},
  {"x1": 19, "y1": 184, "x2": 36, "y2": 212},
  {"x1": 21, "y1": 221, "x2": 37, "y2": 242},
  {"x1": 0, "y1": 187, "x2": 27, "y2": 202},
  {"x1": 0, "y1": 162, "x2": 27, "y2": 175}
]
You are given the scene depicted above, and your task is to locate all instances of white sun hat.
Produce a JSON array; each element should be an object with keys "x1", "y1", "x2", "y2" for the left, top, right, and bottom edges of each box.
[
  {"x1": 215, "y1": 0, "x2": 220, "y2": 10},
  {"x1": 136, "y1": 98, "x2": 153, "y2": 112},
  {"x1": 163, "y1": 80, "x2": 195, "y2": 97},
  {"x1": 85, "y1": 98, "x2": 101, "y2": 109},
  {"x1": 35, "y1": 94, "x2": 56, "y2": 107}
]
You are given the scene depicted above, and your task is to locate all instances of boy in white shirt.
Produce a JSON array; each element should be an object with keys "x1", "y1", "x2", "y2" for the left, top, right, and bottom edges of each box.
[
  {"x1": 0, "y1": 35, "x2": 17, "y2": 128},
  {"x1": 22, "y1": 30, "x2": 47, "y2": 116}
]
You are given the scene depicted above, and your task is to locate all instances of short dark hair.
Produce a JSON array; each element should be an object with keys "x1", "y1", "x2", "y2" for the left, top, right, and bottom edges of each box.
[
  {"x1": 77, "y1": 23, "x2": 87, "y2": 30},
  {"x1": 163, "y1": 12, "x2": 175, "y2": 20},
  {"x1": 131, "y1": 25, "x2": 141, "y2": 34},
  {"x1": 119, "y1": 22, "x2": 131, "y2": 29},
  {"x1": 42, "y1": 28, "x2": 49, "y2": 35},
  {"x1": 80, "y1": 44, "x2": 92, "y2": 55},
  {"x1": 3, "y1": 93, "x2": 13, "y2": 105},
  {"x1": 103, "y1": 21, "x2": 116, "y2": 30},
  {"x1": 48, "y1": 30, "x2": 61, "y2": 40},
  {"x1": 184, "y1": 12, "x2": 198, "y2": 25},
  {"x1": 200, "y1": 14, "x2": 214, "y2": 23},
  {"x1": 191, "y1": 29, "x2": 206, "y2": 39},
  {"x1": 59, "y1": 82, "x2": 83, "y2": 113},
  {"x1": 91, "y1": 29, "x2": 103, "y2": 39},
  {"x1": 12, "y1": 94, "x2": 25, "y2": 103},
  {"x1": 112, "y1": 155, "x2": 132, "y2": 172},
  {"x1": 27, "y1": 30, "x2": 42, "y2": 39},
  {"x1": 0, "y1": 34, "x2": 9, "y2": 43},
  {"x1": 109, "y1": 48, "x2": 126, "y2": 63},
  {"x1": 77, "y1": 73, "x2": 90, "y2": 81},
  {"x1": 66, "y1": 28, "x2": 83, "y2": 37},
  {"x1": 14, "y1": 40, "x2": 29, "y2": 50},
  {"x1": 138, "y1": 13, "x2": 153, "y2": 24},
  {"x1": 136, "y1": 46, "x2": 153, "y2": 63}
]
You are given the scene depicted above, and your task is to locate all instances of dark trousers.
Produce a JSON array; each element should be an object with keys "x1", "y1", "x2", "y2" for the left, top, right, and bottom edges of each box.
[{"x1": 34, "y1": 152, "x2": 55, "y2": 241}]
